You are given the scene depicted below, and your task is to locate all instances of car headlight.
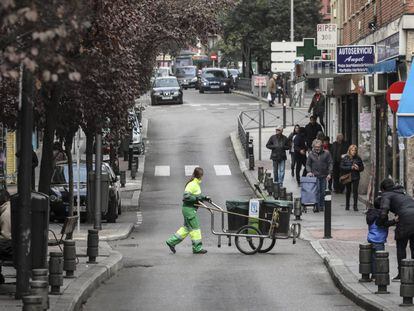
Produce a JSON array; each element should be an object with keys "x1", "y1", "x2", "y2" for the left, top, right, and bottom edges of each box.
[{"x1": 222, "y1": 82, "x2": 227, "y2": 86}]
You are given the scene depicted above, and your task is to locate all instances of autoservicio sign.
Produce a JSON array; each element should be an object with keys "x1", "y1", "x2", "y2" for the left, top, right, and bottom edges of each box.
[{"x1": 336, "y1": 45, "x2": 375, "y2": 74}]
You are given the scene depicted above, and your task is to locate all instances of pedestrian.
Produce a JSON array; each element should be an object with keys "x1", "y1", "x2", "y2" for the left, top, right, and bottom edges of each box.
[
  {"x1": 331, "y1": 134, "x2": 349, "y2": 193},
  {"x1": 366, "y1": 196, "x2": 396, "y2": 280},
  {"x1": 267, "y1": 74, "x2": 277, "y2": 107},
  {"x1": 322, "y1": 136, "x2": 333, "y2": 190},
  {"x1": 275, "y1": 75, "x2": 285, "y2": 104},
  {"x1": 308, "y1": 88, "x2": 326, "y2": 130},
  {"x1": 293, "y1": 127, "x2": 307, "y2": 186},
  {"x1": 266, "y1": 125, "x2": 290, "y2": 187},
  {"x1": 304, "y1": 116, "x2": 323, "y2": 150},
  {"x1": 377, "y1": 178, "x2": 414, "y2": 281},
  {"x1": 306, "y1": 139, "x2": 333, "y2": 212},
  {"x1": 340, "y1": 145, "x2": 364, "y2": 211},
  {"x1": 0, "y1": 189, "x2": 12, "y2": 284},
  {"x1": 166, "y1": 167, "x2": 209, "y2": 254},
  {"x1": 288, "y1": 125, "x2": 300, "y2": 177},
  {"x1": 52, "y1": 142, "x2": 67, "y2": 165}
]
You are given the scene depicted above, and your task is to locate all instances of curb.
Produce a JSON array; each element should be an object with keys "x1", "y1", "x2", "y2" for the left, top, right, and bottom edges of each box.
[
  {"x1": 52, "y1": 250, "x2": 123, "y2": 311},
  {"x1": 230, "y1": 131, "x2": 397, "y2": 311},
  {"x1": 232, "y1": 90, "x2": 267, "y2": 103}
]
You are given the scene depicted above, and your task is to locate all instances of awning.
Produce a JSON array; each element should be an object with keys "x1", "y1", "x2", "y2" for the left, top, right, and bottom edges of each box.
[
  {"x1": 367, "y1": 58, "x2": 397, "y2": 74},
  {"x1": 397, "y1": 64, "x2": 414, "y2": 137}
]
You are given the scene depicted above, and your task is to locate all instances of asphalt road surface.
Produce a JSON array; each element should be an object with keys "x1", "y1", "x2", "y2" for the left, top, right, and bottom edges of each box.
[{"x1": 83, "y1": 90, "x2": 361, "y2": 311}]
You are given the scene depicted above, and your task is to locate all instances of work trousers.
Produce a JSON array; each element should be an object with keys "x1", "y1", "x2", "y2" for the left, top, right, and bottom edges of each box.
[
  {"x1": 295, "y1": 154, "x2": 307, "y2": 184},
  {"x1": 167, "y1": 206, "x2": 203, "y2": 253}
]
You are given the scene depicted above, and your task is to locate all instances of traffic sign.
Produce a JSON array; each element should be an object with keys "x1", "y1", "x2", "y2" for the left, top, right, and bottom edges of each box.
[
  {"x1": 386, "y1": 81, "x2": 406, "y2": 113},
  {"x1": 210, "y1": 53, "x2": 217, "y2": 60},
  {"x1": 254, "y1": 76, "x2": 267, "y2": 87},
  {"x1": 317, "y1": 24, "x2": 337, "y2": 50}
]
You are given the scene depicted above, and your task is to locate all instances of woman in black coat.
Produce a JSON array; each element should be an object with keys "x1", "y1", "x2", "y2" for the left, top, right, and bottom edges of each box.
[
  {"x1": 340, "y1": 145, "x2": 364, "y2": 211},
  {"x1": 288, "y1": 125, "x2": 300, "y2": 177},
  {"x1": 293, "y1": 127, "x2": 307, "y2": 186}
]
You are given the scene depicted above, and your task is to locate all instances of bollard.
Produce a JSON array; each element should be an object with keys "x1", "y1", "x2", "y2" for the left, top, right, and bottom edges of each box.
[
  {"x1": 63, "y1": 240, "x2": 77, "y2": 278},
  {"x1": 131, "y1": 161, "x2": 137, "y2": 179},
  {"x1": 266, "y1": 177, "x2": 274, "y2": 196},
  {"x1": 400, "y1": 259, "x2": 414, "y2": 306},
  {"x1": 120, "y1": 171, "x2": 126, "y2": 187},
  {"x1": 359, "y1": 243, "x2": 372, "y2": 282},
  {"x1": 48, "y1": 252, "x2": 63, "y2": 295},
  {"x1": 22, "y1": 295, "x2": 43, "y2": 311},
  {"x1": 272, "y1": 182, "x2": 280, "y2": 199},
  {"x1": 293, "y1": 198, "x2": 302, "y2": 220},
  {"x1": 87, "y1": 229, "x2": 99, "y2": 264},
  {"x1": 286, "y1": 192, "x2": 293, "y2": 202},
  {"x1": 31, "y1": 269, "x2": 48, "y2": 282},
  {"x1": 264, "y1": 172, "x2": 271, "y2": 191},
  {"x1": 249, "y1": 154, "x2": 255, "y2": 170},
  {"x1": 324, "y1": 190, "x2": 332, "y2": 239},
  {"x1": 375, "y1": 251, "x2": 390, "y2": 294},
  {"x1": 128, "y1": 147, "x2": 133, "y2": 170},
  {"x1": 30, "y1": 280, "x2": 49, "y2": 310},
  {"x1": 279, "y1": 187, "x2": 287, "y2": 200},
  {"x1": 258, "y1": 167, "x2": 264, "y2": 183}
]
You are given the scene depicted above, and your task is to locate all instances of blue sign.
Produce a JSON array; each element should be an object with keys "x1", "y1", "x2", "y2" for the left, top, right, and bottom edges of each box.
[{"x1": 336, "y1": 45, "x2": 375, "y2": 74}]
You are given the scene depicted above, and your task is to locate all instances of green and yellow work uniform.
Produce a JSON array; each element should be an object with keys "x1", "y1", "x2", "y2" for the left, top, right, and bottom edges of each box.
[{"x1": 166, "y1": 178, "x2": 206, "y2": 253}]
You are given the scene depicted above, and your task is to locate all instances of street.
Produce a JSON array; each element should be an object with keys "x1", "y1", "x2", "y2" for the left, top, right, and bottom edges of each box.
[{"x1": 83, "y1": 90, "x2": 360, "y2": 311}]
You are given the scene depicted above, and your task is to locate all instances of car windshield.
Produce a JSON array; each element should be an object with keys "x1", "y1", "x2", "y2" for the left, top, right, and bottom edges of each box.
[
  {"x1": 51, "y1": 164, "x2": 88, "y2": 184},
  {"x1": 156, "y1": 68, "x2": 170, "y2": 77},
  {"x1": 176, "y1": 67, "x2": 196, "y2": 77},
  {"x1": 203, "y1": 70, "x2": 226, "y2": 78},
  {"x1": 155, "y1": 78, "x2": 179, "y2": 88}
]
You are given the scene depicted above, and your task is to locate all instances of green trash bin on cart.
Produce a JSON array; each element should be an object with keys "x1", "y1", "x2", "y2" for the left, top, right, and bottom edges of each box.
[
  {"x1": 259, "y1": 200, "x2": 292, "y2": 237},
  {"x1": 225, "y1": 200, "x2": 249, "y2": 232}
]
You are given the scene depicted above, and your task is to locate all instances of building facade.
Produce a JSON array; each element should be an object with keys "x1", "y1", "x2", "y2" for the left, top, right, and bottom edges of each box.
[{"x1": 330, "y1": 0, "x2": 414, "y2": 201}]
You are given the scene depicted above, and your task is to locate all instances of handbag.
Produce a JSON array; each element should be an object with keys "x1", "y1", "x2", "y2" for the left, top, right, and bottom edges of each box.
[
  {"x1": 267, "y1": 92, "x2": 272, "y2": 101},
  {"x1": 339, "y1": 173, "x2": 352, "y2": 184}
]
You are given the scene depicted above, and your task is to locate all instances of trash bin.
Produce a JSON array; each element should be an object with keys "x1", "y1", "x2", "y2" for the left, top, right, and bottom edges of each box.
[
  {"x1": 225, "y1": 200, "x2": 249, "y2": 231},
  {"x1": 87, "y1": 172, "x2": 110, "y2": 217},
  {"x1": 11, "y1": 192, "x2": 50, "y2": 269},
  {"x1": 259, "y1": 200, "x2": 292, "y2": 237}
]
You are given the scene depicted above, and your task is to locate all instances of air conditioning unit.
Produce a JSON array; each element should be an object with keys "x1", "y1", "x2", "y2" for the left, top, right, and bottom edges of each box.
[{"x1": 363, "y1": 74, "x2": 388, "y2": 95}]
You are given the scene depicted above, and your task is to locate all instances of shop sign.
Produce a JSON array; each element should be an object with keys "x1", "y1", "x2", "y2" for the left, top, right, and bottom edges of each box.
[
  {"x1": 336, "y1": 45, "x2": 375, "y2": 74},
  {"x1": 317, "y1": 24, "x2": 337, "y2": 50},
  {"x1": 377, "y1": 33, "x2": 399, "y2": 62}
]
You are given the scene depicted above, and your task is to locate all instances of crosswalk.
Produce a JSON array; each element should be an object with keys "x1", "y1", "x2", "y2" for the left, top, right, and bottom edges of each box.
[{"x1": 153, "y1": 165, "x2": 232, "y2": 177}]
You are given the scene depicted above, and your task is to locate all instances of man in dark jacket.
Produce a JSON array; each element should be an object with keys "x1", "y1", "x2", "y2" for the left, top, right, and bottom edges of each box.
[
  {"x1": 306, "y1": 139, "x2": 333, "y2": 212},
  {"x1": 308, "y1": 88, "x2": 326, "y2": 130},
  {"x1": 266, "y1": 126, "x2": 289, "y2": 187},
  {"x1": 304, "y1": 116, "x2": 323, "y2": 149},
  {"x1": 293, "y1": 127, "x2": 307, "y2": 185},
  {"x1": 331, "y1": 134, "x2": 349, "y2": 193},
  {"x1": 377, "y1": 178, "x2": 414, "y2": 281}
]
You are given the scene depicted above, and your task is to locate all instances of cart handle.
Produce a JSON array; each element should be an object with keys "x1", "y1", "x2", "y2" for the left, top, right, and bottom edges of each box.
[{"x1": 196, "y1": 201, "x2": 273, "y2": 225}]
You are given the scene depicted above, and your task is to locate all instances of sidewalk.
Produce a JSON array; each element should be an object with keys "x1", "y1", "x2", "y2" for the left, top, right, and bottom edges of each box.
[
  {"x1": 230, "y1": 129, "x2": 409, "y2": 311},
  {"x1": 0, "y1": 118, "x2": 148, "y2": 310}
]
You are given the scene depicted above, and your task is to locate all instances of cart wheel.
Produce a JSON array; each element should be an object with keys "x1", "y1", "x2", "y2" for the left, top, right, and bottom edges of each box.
[
  {"x1": 257, "y1": 238, "x2": 276, "y2": 253},
  {"x1": 235, "y1": 225, "x2": 263, "y2": 255}
]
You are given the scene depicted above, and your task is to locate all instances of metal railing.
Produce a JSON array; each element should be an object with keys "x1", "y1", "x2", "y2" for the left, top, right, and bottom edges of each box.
[
  {"x1": 237, "y1": 114, "x2": 250, "y2": 158},
  {"x1": 236, "y1": 78, "x2": 252, "y2": 94}
]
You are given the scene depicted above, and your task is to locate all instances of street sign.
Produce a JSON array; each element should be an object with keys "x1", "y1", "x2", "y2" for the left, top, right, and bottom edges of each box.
[
  {"x1": 254, "y1": 76, "x2": 267, "y2": 87},
  {"x1": 386, "y1": 81, "x2": 406, "y2": 113},
  {"x1": 336, "y1": 45, "x2": 375, "y2": 74},
  {"x1": 317, "y1": 24, "x2": 337, "y2": 50},
  {"x1": 210, "y1": 54, "x2": 217, "y2": 60},
  {"x1": 296, "y1": 38, "x2": 322, "y2": 61},
  {"x1": 271, "y1": 41, "x2": 303, "y2": 73}
]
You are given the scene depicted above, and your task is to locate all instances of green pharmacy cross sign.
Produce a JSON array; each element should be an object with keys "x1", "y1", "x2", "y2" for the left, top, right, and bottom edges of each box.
[{"x1": 296, "y1": 38, "x2": 322, "y2": 61}]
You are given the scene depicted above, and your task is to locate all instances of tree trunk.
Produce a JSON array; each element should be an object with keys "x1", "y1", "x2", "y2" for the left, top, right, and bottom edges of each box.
[
  {"x1": 242, "y1": 41, "x2": 247, "y2": 78},
  {"x1": 64, "y1": 133, "x2": 74, "y2": 217},
  {"x1": 248, "y1": 48, "x2": 253, "y2": 78},
  {"x1": 38, "y1": 89, "x2": 59, "y2": 195}
]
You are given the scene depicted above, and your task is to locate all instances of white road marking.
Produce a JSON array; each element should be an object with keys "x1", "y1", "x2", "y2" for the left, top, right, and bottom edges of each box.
[
  {"x1": 214, "y1": 165, "x2": 232, "y2": 176},
  {"x1": 154, "y1": 165, "x2": 170, "y2": 176},
  {"x1": 185, "y1": 165, "x2": 199, "y2": 176},
  {"x1": 209, "y1": 104, "x2": 220, "y2": 106},
  {"x1": 189, "y1": 104, "x2": 201, "y2": 107},
  {"x1": 217, "y1": 107, "x2": 228, "y2": 110},
  {"x1": 249, "y1": 103, "x2": 259, "y2": 106},
  {"x1": 196, "y1": 108, "x2": 208, "y2": 111},
  {"x1": 229, "y1": 103, "x2": 239, "y2": 106}
]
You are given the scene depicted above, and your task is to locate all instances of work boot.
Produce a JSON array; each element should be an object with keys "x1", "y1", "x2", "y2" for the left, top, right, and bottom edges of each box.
[
  {"x1": 166, "y1": 241, "x2": 176, "y2": 254},
  {"x1": 392, "y1": 274, "x2": 401, "y2": 282},
  {"x1": 193, "y1": 249, "x2": 208, "y2": 254},
  {"x1": 353, "y1": 205, "x2": 358, "y2": 211}
]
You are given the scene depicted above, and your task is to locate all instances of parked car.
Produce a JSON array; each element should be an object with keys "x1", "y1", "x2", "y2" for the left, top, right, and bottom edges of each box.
[
  {"x1": 151, "y1": 76, "x2": 183, "y2": 105},
  {"x1": 49, "y1": 162, "x2": 121, "y2": 223},
  {"x1": 156, "y1": 67, "x2": 173, "y2": 77},
  {"x1": 199, "y1": 68, "x2": 232, "y2": 94},
  {"x1": 128, "y1": 111, "x2": 144, "y2": 154},
  {"x1": 176, "y1": 66, "x2": 198, "y2": 89}
]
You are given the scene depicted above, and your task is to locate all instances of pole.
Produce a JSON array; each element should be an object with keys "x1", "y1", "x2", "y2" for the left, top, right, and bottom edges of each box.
[
  {"x1": 392, "y1": 112, "x2": 397, "y2": 181},
  {"x1": 259, "y1": 83, "x2": 262, "y2": 161},
  {"x1": 16, "y1": 65, "x2": 33, "y2": 298},
  {"x1": 288, "y1": 0, "x2": 294, "y2": 124},
  {"x1": 94, "y1": 133, "x2": 102, "y2": 230},
  {"x1": 76, "y1": 129, "x2": 81, "y2": 233},
  {"x1": 324, "y1": 190, "x2": 332, "y2": 239}
]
